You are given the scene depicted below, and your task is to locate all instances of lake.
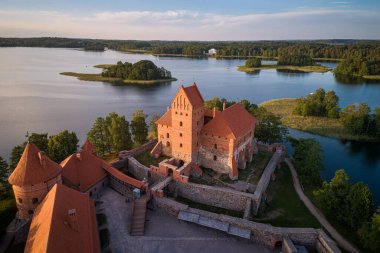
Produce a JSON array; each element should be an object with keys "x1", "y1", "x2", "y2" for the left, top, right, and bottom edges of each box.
[{"x1": 0, "y1": 47, "x2": 379, "y2": 203}]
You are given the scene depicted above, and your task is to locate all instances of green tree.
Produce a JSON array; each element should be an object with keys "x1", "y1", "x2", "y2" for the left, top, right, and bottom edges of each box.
[
  {"x1": 9, "y1": 142, "x2": 27, "y2": 171},
  {"x1": 28, "y1": 133, "x2": 48, "y2": 153},
  {"x1": 149, "y1": 113, "x2": 160, "y2": 139},
  {"x1": 346, "y1": 182, "x2": 374, "y2": 229},
  {"x1": 341, "y1": 103, "x2": 371, "y2": 135},
  {"x1": 254, "y1": 111, "x2": 288, "y2": 144},
  {"x1": 374, "y1": 107, "x2": 380, "y2": 137},
  {"x1": 106, "y1": 113, "x2": 132, "y2": 152},
  {"x1": 291, "y1": 138, "x2": 323, "y2": 187},
  {"x1": 48, "y1": 130, "x2": 79, "y2": 163},
  {"x1": 245, "y1": 57, "x2": 261, "y2": 68},
  {"x1": 0, "y1": 156, "x2": 9, "y2": 183},
  {"x1": 358, "y1": 207, "x2": 380, "y2": 253},
  {"x1": 324, "y1": 90, "x2": 340, "y2": 118},
  {"x1": 130, "y1": 109, "x2": 148, "y2": 145},
  {"x1": 87, "y1": 117, "x2": 111, "y2": 155}
]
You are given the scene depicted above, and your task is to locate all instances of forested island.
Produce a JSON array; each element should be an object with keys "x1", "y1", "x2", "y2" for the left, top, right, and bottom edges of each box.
[
  {"x1": 261, "y1": 88, "x2": 380, "y2": 142},
  {"x1": 334, "y1": 56, "x2": 380, "y2": 80},
  {"x1": 238, "y1": 54, "x2": 330, "y2": 73},
  {"x1": 61, "y1": 60, "x2": 176, "y2": 84}
]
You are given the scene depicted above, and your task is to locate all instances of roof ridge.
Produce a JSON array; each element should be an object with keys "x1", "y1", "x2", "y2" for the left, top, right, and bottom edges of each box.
[{"x1": 44, "y1": 184, "x2": 59, "y2": 253}]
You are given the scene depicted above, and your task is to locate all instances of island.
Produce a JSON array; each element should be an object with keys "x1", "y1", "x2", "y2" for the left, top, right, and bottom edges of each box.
[
  {"x1": 61, "y1": 60, "x2": 177, "y2": 84},
  {"x1": 261, "y1": 89, "x2": 380, "y2": 142},
  {"x1": 334, "y1": 57, "x2": 380, "y2": 80},
  {"x1": 238, "y1": 53, "x2": 330, "y2": 73}
]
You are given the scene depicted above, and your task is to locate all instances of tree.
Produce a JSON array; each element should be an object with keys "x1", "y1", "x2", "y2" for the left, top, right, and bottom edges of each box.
[
  {"x1": 48, "y1": 130, "x2": 79, "y2": 163},
  {"x1": 245, "y1": 57, "x2": 261, "y2": 68},
  {"x1": 254, "y1": 111, "x2": 288, "y2": 144},
  {"x1": 87, "y1": 117, "x2": 111, "y2": 155},
  {"x1": 341, "y1": 103, "x2": 371, "y2": 135},
  {"x1": 324, "y1": 90, "x2": 340, "y2": 118},
  {"x1": 9, "y1": 142, "x2": 27, "y2": 171},
  {"x1": 28, "y1": 133, "x2": 48, "y2": 153},
  {"x1": 149, "y1": 113, "x2": 160, "y2": 139},
  {"x1": 358, "y1": 207, "x2": 380, "y2": 253},
  {"x1": 291, "y1": 138, "x2": 323, "y2": 187},
  {"x1": 346, "y1": 182, "x2": 374, "y2": 230},
  {"x1": 106, "y1": 113, "x2": 132, "y2": 152},
  {"x1": 130, "y1": 109, "x2": 148, "y2": 145},
  {"x1": 0, "y1": 156, "x2": 9, "y2": 183},
  {"x1": 374, "y1": 107, "x2": 380, "y2": 137}
]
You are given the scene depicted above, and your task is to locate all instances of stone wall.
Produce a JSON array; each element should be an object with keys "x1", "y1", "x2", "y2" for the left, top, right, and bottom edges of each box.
[
  {"x1": 126, "y1": 157, "x2": 150, "y2": 181},
  {"x1": 175, "y1": 181, "x2": 255, "y2": 212},
  {"x1": 316, "y1": 230, "x2": 342, "y2": 253},
  {"x1": 108, "y1": 175, "x2": 133, "y2": 198},
  {"x1": 118, "y1": 139, "x2": 157, "y2": 159}
]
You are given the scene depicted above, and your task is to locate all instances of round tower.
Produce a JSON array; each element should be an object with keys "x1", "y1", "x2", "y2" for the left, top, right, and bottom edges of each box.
[{"x1": 8, "y1": 143, "x2": 62, "y2": 219}]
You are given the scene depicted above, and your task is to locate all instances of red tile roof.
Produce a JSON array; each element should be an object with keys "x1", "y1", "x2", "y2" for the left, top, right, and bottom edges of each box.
[
  {"x1": 156, "y1": 109, "x2": 172, "y2": 126},
  {"x1": 60, "y1": 151, "x2": 108, "y2": 192},
  {"x1": 81, "y1": 139, "x2": 96, "y2": 155},
  {"x1": 201, "y1": 104, "x2": 256, "y2": 139},
  {"x1": 8, "y1": 143, "x2": 62, "y2": 186},
  {"x1": 183, "y1": 83, "x2": 204, "y2": 108},
  {"x1": 24, "y1": 183, "x2": 100, "y2": 253},
  {"x1": 204, "y1": 108, "x2": 220, "y2": 118}
]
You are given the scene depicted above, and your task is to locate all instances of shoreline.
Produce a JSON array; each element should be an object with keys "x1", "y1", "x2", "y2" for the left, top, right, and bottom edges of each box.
[
  {"x1": 238, "y1": 65, "x2": 331, "y2": 73},
  {"x1": 260, "y1": 98, "x2": 380, "y2": 142}
]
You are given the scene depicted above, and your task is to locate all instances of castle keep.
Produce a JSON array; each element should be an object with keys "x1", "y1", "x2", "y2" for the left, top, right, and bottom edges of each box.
[{"x1": 151, "y1": 83, "x2": 257, "y2": 179}]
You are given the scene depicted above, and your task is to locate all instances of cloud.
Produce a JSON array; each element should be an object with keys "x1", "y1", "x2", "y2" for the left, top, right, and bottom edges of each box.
[{"x1": 0, "y1": 8, "x2": 379, "y2": 40}]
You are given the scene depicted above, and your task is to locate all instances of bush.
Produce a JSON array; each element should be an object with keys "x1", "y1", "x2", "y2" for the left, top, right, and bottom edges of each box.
[{"x1": 245, "y1": 57, "x2": 261, "y2": 68}]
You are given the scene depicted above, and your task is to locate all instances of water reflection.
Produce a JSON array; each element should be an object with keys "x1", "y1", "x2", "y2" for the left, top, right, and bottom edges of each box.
[{"x1": 334, "y1": 74, "x2": 380, "y2": 85}]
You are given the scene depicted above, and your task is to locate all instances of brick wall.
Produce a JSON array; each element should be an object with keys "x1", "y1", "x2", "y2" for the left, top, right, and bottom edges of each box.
[{"x1": 118, "y1": 139, "x2": 157, "y2": 159}]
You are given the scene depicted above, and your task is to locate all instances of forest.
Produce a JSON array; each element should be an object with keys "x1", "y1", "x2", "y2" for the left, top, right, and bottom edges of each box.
[
  {"x1": 101, "y1": 60, "x2": 172, "y2": 80},
  {"x1": 334, "y1": 56, "x2": 380, "y2": 77}
]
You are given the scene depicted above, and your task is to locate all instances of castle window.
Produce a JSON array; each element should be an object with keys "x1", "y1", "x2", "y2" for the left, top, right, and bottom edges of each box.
[
  {"x1": 197, "y1": 121, "x2": 199, "y2": 126},
  {"x1": 32, "y1": 198, "x2": 38, "y2": 204},
  {"x1": 166, "y1": 141, "x2": 170, "y2": 147},
  {"x1": 180, "y1": 112, "x2": 183, "y2": 115},
  {"x1": 180, "y1": 143, "x2": 183, "y2": 148},
  {"x1": 180, "y1": 121, "x2": 183, "y2": 127},
  {"x1": 18, "y1": 198, "x2": 22, "y2": 203},
  {"x1": 213, "y1": 155, "x2": 217, "y2": 161},
  {"x1": 89, "y1": 191, "x2": 92, "y2": 197},
  {"x1": 186, "y1": 113, "x2": 188, "y2": 116},
  {"x1": 175, "y1": 111, "x2": 178, "y2": 114},
  {"x1": 180, "y1": 133, "x2": 183, "y2": 137},
  {"x1": 214, "y1": 144, "x2": 217, "y2": 149},
  {"x1": 28, "y1": 210, "x2": 34, "y2": 215},
  {"x1": 167, "y1": 133, "x2": 169, "y2": 138}
]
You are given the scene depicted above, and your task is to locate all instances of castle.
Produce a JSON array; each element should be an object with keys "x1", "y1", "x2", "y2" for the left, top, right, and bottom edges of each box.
[
  {"x1": 8, "y1": 140, "x2": 146, "y2": 253},
  {"x1": 151, "y1": 83, "x2": 257, "y2": 179}
]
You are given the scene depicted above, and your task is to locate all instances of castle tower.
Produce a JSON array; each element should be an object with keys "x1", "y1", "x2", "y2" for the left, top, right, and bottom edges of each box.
[{"x1": 8, "y1": 143, "x2": 62, "y2": 219}]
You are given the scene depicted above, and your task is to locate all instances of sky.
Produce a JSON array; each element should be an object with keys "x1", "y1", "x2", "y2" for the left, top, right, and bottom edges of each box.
[{"x1": 0, "y1": 0, "x2": 380, "y2": 40}]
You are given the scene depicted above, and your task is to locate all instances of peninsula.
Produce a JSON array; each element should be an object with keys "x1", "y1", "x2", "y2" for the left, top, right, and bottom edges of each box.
[{"x1": 61, "y1": 60, "x2": 177, "y2": 84}]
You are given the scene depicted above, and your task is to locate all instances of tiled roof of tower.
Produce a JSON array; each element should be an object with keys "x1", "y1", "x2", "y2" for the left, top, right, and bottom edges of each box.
[
  {"x1": 156, "y1": 109, "x2": 172, "y2": 126},
  {"x1": 183, "y1": 83, "x2": 204, "y2": 108},
  {"x1": 201, "y1": 104, "x2": 256, "y2": 139},
  {"x1": 24, "y1": 183, "x2": 100, "y2": 253},
  {"x1": 8, "y1": 143, "x2": 62, "y2": 186},
  {"x1": 60, "y1": 151, "x2": 108, "y2": 192},
  {"x1": 81, "y1": 139, "x2": 96, "y2": 155}
]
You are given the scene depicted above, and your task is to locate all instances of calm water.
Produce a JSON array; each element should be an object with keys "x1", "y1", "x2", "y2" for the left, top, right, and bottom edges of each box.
[{"x1": 0, "y1": 47, "x2": 379, "y2": 203}]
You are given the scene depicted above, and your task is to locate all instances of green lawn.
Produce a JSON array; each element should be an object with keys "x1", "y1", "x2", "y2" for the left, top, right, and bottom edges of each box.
[
  {"x1": 254, "y1": 163, "x2": 321, "y2": 228},
  {"x1": 261, "y1": 98, "x2": 379, "y2": 142},
  {"x1": 134, "y1": 150, "x2": 169, "y2": 167}
]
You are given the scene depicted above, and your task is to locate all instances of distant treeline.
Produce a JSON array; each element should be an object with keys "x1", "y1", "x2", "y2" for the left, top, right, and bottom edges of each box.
[{"x1": 1, "y1": 37, "x2": 380, "y2": 60}]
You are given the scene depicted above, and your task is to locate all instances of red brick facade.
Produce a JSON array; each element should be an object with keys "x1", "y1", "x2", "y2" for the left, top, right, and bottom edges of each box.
[{"x1": 153, "y1": 84, "x2": 257, "y2": 179}]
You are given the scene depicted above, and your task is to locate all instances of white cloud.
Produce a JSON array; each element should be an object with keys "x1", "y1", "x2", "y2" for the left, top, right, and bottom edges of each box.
[{"x1": 0, "y1": 8, "x2": 379, "y2": 40}]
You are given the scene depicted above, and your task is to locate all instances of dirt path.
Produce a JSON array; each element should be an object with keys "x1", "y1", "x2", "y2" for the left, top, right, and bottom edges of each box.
[{"x1": 284, "y1": 158, "x2": 361, "y2": 253}]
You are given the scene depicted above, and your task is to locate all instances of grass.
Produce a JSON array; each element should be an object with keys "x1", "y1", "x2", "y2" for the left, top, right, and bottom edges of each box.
[
  {"x1": 261, "y1": 98, "x2": 379, "y2": 142},
  {"x1": 253, "y1": 163, "x2": 321, "y2": 228},
  {"x1": 175, "y1": 196, "x2": 244, "y2": 218},
  {"x1": 60, "y1": 71, "x2": 177, "y2": 84},
  {"x1": 363, "y1": 75, "x2": 380, "y2": 80},
  {"x1": 238, "y1": 64, "x2": 330, "y2": 73},
  {"x1": 134, "y1": 149, "x2": 169, "y2": 167}
]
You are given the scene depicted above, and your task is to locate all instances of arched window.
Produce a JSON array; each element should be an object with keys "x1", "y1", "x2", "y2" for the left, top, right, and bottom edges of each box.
[
  {"x1": 166, "y1": 133, "x2": 169, "y2": 138},
  {"x1": 18, "y1": 198, "x2": 22, "y2": 203},
  {"x1": 213, "y1": 155, "x2": 217, "y2": 161},
  {"x1": 179, "y1": 133, "x2": 182, "y2": 137},
  {"x1": 214, "y1": 144, "x2": 217, "y2": 149},
  {"x1": 180, "y1": 121, "x2": 183, "y2": 127},
  {"x1": 180, "y1": 143, "x2": 183, "y2": 148},
  {"x1": 166, "y1": 141, "x2": 170, "y2": 147}
]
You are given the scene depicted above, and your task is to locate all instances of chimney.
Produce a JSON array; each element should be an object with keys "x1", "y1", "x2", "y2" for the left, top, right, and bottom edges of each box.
[
  {"x1": 213, "y1": 107, "x2": 216, "y2": 118},
  {"x1": 222, "y1": 102, "x2": 226, "y2": 111},
  {"x1": 76, "y1": 153, "x2": 81, "y2": 161},
  {"x1": 68, "y1": 209, "x2": 79, "y2": 232},
  {"x1": 38, "y1": 151, "x2": 46, "y2": 168}
]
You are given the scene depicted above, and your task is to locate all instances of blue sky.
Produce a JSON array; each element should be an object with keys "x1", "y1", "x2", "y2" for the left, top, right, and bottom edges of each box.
[{"x1": 0, "y1": 0, "x2": 379, "y2": 40}]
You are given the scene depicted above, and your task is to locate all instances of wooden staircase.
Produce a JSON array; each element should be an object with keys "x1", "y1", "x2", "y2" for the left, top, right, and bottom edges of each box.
[{"x1": 130, "y1": 191, "x2": 151, "y2": 236}]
